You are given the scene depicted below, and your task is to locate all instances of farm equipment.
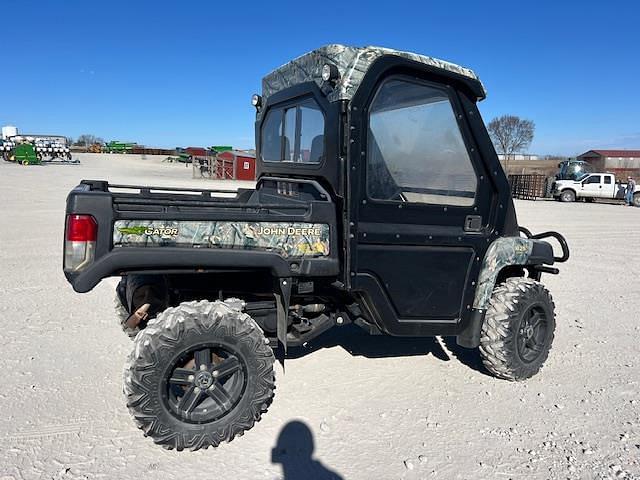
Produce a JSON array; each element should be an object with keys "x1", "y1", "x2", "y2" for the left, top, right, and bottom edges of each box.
[
  {"x1": 210, "y1": 145, "x2": 233, "y2": 153},
  {"x1": 556, "y1": 159, "x2": 593, "y2": 181},
  {"x1": 14, "y1": 144, "x2": 40, "y2": 165},
  {"x1": 0, "y1": 140, "x2": 14, "y2": 161},
  {"x1": 34, "y1": 138, "x2": 72, "y2": 161},
  {"x1": 174, "y1": 147, "x2": 194, "y2": 163},
  {"x1": 63, "y1": 44, "x2": 570, "y2": 451},
  {"x1": 104, "y1": 141, "x2": 136, "y2": 154}
]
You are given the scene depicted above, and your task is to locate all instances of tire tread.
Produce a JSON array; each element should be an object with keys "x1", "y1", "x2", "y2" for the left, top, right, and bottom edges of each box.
[
  {"x1": 479, "y1": 277, "x2": 556, "y2": 381},
  {"x1": 123, "y1": 300, "x2": 275, "y2": 451}
]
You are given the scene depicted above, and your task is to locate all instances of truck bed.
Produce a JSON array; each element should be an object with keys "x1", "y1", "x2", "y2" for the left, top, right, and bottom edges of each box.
[{"x1": 63, "y1": 178, "x2": 340, "y2": 292}]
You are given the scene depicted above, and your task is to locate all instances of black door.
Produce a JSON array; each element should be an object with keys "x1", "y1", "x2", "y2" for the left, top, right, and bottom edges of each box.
[{"x1": 349, "y1": 75, "x2": 496, "y2": 335}]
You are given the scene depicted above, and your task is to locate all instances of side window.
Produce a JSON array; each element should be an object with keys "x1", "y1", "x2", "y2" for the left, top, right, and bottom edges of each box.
[
  {"x1": 299, "y1": 100, "x2": 324, "y2": 162},
  {"x1": 585, "y1": 175, "x2": 601, "y2": 184},
  {"x1": 283, "y1": 107, "x2": 296, "y2": 161},
  {"x1": 260, "y1": 98, "x2": 324, "y2": 164},
  {"x1": 367, "y1": 78, "x2": 477, "y2": 206},
  {"x1": 604, "y1": 176, "x2": 612, "y2": 184},
  {"x1": 261, "y1": 109, "x2": 282, "y2": 162}
]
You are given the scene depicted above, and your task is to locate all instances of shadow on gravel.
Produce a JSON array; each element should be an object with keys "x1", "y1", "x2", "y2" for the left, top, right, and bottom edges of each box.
[
  {"x1": 283, "y1": 323, "x2": 450, "y2": 361},
  {"x1": 281, "y1": 325, "x2": 492, "y2": 377},
  {"x1": 272, "y1": 420, "x2": 343, "y2": 480},
  {"x1": 441, "y1": 336, "x2": 492, "y2": 377}
]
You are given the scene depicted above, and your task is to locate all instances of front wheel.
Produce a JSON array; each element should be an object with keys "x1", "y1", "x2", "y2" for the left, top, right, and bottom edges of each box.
[
  {"x1": 124, "y1": 300, "x2": 275, "y2": 450},
  {"x1": 633, "y1": 193, "x2": 640, "y2": 207},
  {"x1": 479, "y1": 277, "x2": 556, "y2": 381},
  {"x1": 560, "y1": 190, "x2": 576, "y2": 202}
]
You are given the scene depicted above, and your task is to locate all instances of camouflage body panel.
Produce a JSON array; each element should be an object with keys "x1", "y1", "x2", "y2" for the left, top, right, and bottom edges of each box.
[
  {"x1": 113, "y1": 221, "x2": 330, "y2": 258},
  {"x1": 473, "y1": 237, "x2": 533, "y2": 310},
  {"x1": 262, "y1": 44, "x2": 486, "y2": 104}
]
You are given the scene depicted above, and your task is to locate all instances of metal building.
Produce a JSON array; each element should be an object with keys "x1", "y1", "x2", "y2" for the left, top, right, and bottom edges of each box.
[{"x1": 577, "y1": 150, "x2": 640, "y2": 178}]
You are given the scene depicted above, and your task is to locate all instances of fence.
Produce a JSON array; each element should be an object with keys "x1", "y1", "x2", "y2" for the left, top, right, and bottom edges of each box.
[{"x1": 508, "y1": 174, "x2": 549, "y2": 200}]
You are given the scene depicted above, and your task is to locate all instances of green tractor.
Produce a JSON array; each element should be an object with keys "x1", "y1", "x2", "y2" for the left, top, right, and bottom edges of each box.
[{"x1": 14, "y1": 144, "x2": 40, "y2": 165}]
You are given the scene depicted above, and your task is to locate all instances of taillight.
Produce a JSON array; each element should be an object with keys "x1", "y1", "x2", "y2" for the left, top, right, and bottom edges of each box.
[{"x1": 64, "y1": 214, "x2": 97, "y2": 272}]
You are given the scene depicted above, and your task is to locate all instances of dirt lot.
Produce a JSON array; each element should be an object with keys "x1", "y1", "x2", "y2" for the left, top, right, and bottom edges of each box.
[{"x1": 0, "y1": 154, "x2": 638, "y2": 480}]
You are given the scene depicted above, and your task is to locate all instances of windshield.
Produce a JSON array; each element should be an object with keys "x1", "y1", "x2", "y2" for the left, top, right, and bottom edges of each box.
[{"x1": 260, "y1": 98, "x2": 325, "y2": 163}]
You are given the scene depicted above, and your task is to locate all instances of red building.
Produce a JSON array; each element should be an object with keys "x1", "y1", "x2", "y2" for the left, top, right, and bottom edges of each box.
[
  {"x1": 577, "y1": 150, "x2": 640, "y2": 178},
  {"x1": 185, "y1": 146, "x2": 208, "y2": 157},
  {"x1": 217, "y1": 150, "x2": 256, "y2": 180}
]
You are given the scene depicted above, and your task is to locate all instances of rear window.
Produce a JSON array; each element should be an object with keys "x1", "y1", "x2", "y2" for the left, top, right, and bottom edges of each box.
[{"x1": 260, "y1": 98, "x2": 325, "y2": 164}]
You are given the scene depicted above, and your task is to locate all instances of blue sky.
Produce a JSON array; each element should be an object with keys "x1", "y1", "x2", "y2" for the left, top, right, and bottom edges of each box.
[{"x1": 2, "y1": 0, "x2": 638, "y2": 156}]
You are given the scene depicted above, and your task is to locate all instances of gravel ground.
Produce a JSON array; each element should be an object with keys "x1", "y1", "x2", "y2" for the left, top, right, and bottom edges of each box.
[{"x1": 0, "y1": 154, "x2": 638, "y2": 480}]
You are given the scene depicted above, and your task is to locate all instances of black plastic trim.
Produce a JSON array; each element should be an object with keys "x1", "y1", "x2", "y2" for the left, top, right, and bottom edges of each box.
[{"x1": 65, "y1": 248, "x2": 339, "y2": 293}]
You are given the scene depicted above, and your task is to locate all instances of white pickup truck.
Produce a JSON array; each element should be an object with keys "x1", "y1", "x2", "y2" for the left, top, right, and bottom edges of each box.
[{"x1": 552, "y1": 173, "x2": 639, "y2": 206}]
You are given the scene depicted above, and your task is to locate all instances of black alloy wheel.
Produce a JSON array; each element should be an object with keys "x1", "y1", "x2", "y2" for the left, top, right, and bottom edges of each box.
[
  {"x1": 516, "y1": 304, "x2": 549, "y2": 363},
  {"x1": 165, "y1": 345, "x2": 247, "y2": 424}
]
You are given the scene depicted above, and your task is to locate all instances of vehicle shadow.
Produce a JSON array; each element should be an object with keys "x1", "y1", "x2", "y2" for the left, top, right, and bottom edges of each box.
[
  {"x1": 440, "y1": 336, "x2": 490, "y2": 376},
  {"x1": 283, "y1": 324, "x2": 491, "y2": 377},
  {"x1": 284, "y1": 323, "x2": 450, "y2": 361},
  {"x1": 271, "y1": 420, "x2": 343, "y2": 480}
]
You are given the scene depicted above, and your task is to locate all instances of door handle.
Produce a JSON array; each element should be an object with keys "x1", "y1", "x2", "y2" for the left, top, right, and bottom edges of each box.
[{"x1": 464, "y1": 215, "x2": 483, "y2": 232}]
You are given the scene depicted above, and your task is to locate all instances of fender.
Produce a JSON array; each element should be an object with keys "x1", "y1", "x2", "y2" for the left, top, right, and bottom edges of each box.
[
  {"x1": 473, "y1": 236, "x2": 554, "y2": 310},
  {"x1": 457, "y1": 234, "x2": 563, "y2": 348}
]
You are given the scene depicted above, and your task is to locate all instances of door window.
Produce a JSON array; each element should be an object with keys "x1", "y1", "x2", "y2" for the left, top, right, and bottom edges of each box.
[
  {"x1": 367, "y1": 78, "x2": 477, "y2": 206},
  {"x1": 585, "y1": 175, "x2": 601, "y2": 184},
  {"x1": 604, "y1": 176, "x2": 612, "y2": 184}
]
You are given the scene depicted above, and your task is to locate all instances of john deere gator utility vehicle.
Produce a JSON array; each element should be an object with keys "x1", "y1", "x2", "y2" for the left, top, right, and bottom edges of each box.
[{"x1": 63, "y1": 45, "x2": 569, "y2": 450}]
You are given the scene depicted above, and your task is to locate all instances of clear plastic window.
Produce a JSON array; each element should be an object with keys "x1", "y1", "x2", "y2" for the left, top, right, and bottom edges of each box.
[
  {"x1": 260, "y1": 109, "x2": 283, "y2": 162},
  {"x1": 367, "y1": 79, "x2": 477, "y2": 206},
  {"x1": 260, "y1": 98, "x2": 324, "y2": 164}
]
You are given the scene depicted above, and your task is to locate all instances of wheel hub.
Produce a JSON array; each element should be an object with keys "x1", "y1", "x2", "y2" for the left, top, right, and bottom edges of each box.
[
  {"x1": 165, "y1": 346, "x2": 246, "y2": 424},
  {"x1": 195, "y1": 371, "x2": 214, "y2": 389},
  {"x1": 517, "y1": 305, "x2": 549, "y2": 363},
  {"x1": 524, "y1": 325, "x2": 534, "y2": 339}
]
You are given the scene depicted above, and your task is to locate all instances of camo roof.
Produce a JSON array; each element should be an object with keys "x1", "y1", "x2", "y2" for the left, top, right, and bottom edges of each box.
[{"x1": 261, "y1": 44, "x2": 486, "y2": 103}]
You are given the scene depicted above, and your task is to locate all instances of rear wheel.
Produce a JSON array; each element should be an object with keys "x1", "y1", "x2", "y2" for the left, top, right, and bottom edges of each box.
[
  {"x1": 124, "y1": 300, "x2": 275, "y2": 450},
  {"x1": 633, "y1": 193, "x2": 640, "y2": 207},
  {"x1": 114, "y1": 292, "x2": 139, "y2": 339},
  {"x1": 560, "y1": 190, "x2": 575, "y2": 202},
  {"x1": 479, "y1": 277, "x2": 556, "y2": 381}
]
